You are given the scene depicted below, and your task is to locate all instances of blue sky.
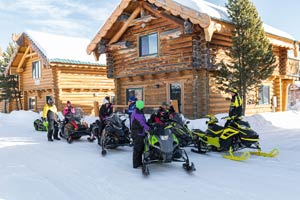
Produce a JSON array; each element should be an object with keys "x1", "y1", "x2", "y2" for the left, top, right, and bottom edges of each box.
[{"x1": 0, "y1": 0, "x2": 299, "y2": 52}]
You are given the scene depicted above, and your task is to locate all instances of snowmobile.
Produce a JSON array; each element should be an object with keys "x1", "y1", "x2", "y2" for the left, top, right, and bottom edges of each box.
[
  {"x1": 59, "y1": 107, "x2": 92, "y2": 143},
  {"x1": 100, "y1": 112, "x2": 132, "y2": 156},
  {"x1": 142, "y1": 123, "x2": 195, "y2": 176},
  {"x1": 192, "y1": 115, "x2": 279, "y2": 161},
  {"x1": 33, "y1": 118, "x2": 48, "y2": 131},
  {"x1": 167, "y1": 114, "x2": 195, "y2": 147}
]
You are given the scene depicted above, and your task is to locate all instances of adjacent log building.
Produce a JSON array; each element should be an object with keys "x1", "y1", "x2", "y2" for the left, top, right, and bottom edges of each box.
[
  {"x1": 87, "y1": 0, "x2": 299, "y2": 118},
  {"x1": 3, "y1": 31, "x2": 114, "y2": 115}
]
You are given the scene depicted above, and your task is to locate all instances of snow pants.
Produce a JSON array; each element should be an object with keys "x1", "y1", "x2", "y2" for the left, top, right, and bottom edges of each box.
[
  {"x1": 47, "y1": 119, "x2": 59, "y2": 139},
  {"x1": 133, "y1": 135, "x2": 145, "y2": 168}
]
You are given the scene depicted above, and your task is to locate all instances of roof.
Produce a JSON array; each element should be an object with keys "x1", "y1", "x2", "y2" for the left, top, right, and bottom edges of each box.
[
  {"x1": 49, "y1": 58, "x2": 106, "y2": 66},
  {"x1": 87, "y1": 0, "x2": 296, "y2": 57},
  {"x1": 20, "y1": 30, "x2": 106, "y2": 66},
  {"x1": 173, "y1": 0, "x2": 295, "y2": 41}
]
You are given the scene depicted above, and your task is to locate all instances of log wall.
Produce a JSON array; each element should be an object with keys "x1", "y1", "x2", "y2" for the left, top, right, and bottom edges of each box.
[{"x1": 107, "y1": 13, "x2": 212, "y2": 118}]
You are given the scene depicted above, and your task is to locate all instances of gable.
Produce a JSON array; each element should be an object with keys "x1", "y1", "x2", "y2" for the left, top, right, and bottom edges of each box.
[{"x1": 87, "y1": 0, "x2": 298, "y2": 60}]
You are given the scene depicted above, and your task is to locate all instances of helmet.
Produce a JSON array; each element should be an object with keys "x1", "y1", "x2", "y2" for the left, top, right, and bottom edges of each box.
[
  {"x1": 129, "y1": 96, "x2": 137, "y2": 102},
  {"x1": 47, "y1": 97, "x2": 54, "y2": 105},
  {"x1": 228, "y1": 88, "x2": 238, "y2": 94},
  {"x1": 103, "y1": 98, "x2": 109, "y2": 104},
  {"x1": 161, "y1": 101, "x2": 168, "y2": 107},
  {"x1": 136, "y1": 100, "x2": 144, "y2": 110},
  {"x1": 105, "y1": 96, "x2": 110, "y2": 102}
]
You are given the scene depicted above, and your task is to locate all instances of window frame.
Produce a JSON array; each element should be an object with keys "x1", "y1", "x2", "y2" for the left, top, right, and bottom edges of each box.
[
  {"x1": 258, "y1": 85, "x2": 270, "y2": 105},
  {"x1": 138, "y1": 32, "x2": 158, "y2": 57},
  {"x1": 28, "y1": 96, "x2": 36, "y2": 110},
  {"x1": 32, "y1": 60, "x2": 41, "y2": 79},
  {"x1": 126, "y1": 88, "x2": 144, "y2": 104}
]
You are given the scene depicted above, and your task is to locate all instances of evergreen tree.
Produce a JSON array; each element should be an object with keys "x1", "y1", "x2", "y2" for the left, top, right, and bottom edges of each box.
[
  {"x1": 0, "y1": 42, "x2": 23, "y2": 112},
  {"x1": 215, "y1": 0, "x2": 276, "y2": 114}
]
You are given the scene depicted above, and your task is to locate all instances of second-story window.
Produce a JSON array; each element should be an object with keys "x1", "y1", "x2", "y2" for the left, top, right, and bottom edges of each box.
[
  {"x1": 139, "y1": 33, "x2": 158, "y2": 57},
  {"x1": 32, "y1": 61, "x2": 41, "y2": 79}
]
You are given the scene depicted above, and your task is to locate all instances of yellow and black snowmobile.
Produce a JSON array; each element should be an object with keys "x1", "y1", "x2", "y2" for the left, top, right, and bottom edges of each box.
[{"x1": 192, "y1": 115, "x2": 279, "y2": 161}]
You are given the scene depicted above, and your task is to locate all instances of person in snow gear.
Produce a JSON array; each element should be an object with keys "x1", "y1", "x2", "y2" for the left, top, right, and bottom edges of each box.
[
  {"x1": 126, "y1": 96, "x2": 137, "y2": 128},
  {"x1": 63, "y1": 100, "x2": 75, "y2": 119},
  {"x1": 89, "y1": 96, "x2": 113, "y2": 142},
  {"x1": 148, "y1": 102, "x2": 169, "y2": 125},
  {"x1": 62, "y1": 100, "x2": 78, "y2": 132},
  {"x1": 131, "y1": 100, "x2": 150, "y2": 168},
  {"x1": 224, "y1": 88, "x2": 243, "y2": 127},
  {"x1": 42, "y1": 96, "x2": 60, "y2": 141}
]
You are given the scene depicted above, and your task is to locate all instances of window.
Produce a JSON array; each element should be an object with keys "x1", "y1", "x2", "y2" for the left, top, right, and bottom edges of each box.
[
  {"x1": 32, "y1": 61, "x2": 41, "y2": 79},
  {"x1": 169, "y1": 83, "x2": 182, "y2": 112},
  {"x1": 28, "y1": 97, "x2": 36, "y2": 110},
  {"x1": 126, "y1": 88, "x2": 143, "y2": 103},
  {"x1": 139, "y1": 33, "x2": 158, "y2": 57},
  {"x1": 258, "y1": 85, "x2": 270, "y2": 105}
]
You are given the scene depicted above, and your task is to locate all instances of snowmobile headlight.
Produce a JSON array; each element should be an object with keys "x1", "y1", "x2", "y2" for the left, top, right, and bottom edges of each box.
[{"x1": 160, "y1": 135, "x2": 169, "y2": 140}]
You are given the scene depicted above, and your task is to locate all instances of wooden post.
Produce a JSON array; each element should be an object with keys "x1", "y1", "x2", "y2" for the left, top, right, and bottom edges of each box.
[
  {"x1": 94, "y1": 101, "x2": 99, "y2": 117},
  {"x1": 170, "y1": 100, "x2": 179, "y2": 113}
]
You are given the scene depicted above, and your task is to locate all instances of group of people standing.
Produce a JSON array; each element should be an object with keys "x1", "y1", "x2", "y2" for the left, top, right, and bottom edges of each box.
[
  {"x1": 42, "y1": 87, "x2": 242, "y2": 169},
  {"x1": 42, "y1": 98, "x2": 76, "y2": 141}
]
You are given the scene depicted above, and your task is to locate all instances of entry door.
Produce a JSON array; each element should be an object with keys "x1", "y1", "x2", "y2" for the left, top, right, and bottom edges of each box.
[{"x1": 169, "y1": 82, "x2": 182, "y2": 112}]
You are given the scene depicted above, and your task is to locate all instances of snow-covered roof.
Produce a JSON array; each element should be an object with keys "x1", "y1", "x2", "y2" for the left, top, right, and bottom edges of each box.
[
  {"x1": 173, "y1": 0, "x2": 295, "y2": 41},
  {"x1": 24, "y1": 30, "x2": 106, "y2": 65}
]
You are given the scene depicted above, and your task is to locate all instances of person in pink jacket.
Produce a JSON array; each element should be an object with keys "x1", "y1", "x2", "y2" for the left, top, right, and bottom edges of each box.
[{"x1": 63, "y1": 100, "x2": 75, "y2": 117}]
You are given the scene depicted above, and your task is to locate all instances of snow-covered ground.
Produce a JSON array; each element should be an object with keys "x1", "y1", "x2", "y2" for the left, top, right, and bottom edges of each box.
[{"x1": 0, "y1": 110, "x2": 300, "y2": 200}]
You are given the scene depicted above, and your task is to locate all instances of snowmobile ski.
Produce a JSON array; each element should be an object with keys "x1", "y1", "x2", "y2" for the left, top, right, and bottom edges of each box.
[
  {"x1": 249, "y1": 148, "x2": 279, "y2": 157},
  {"x1": 222, "y1": 147, "x2": 251, "y2": 161}
]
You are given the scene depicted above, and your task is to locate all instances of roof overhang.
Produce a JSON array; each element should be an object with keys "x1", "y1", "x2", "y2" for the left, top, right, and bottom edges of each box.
[
  {"x1": 87, "y1": 0, "x2": 299, "y2": 60},
  {"x1": 86, "y1": 0, "x2": 211, "y2": 60}
]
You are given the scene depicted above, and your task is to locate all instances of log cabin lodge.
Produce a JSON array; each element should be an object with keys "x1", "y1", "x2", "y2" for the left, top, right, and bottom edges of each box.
[
  {"x1": 1, "y1": 31, "x2": 114, "y2": 115},
  {"x1": 87, "y1": 0, "x2": 300, "y2": 118}
]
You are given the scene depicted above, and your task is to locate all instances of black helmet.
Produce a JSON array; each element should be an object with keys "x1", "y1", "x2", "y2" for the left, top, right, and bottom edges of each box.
[{"x1": 48, "y1": 97, "x2": 54, "y2": 105}]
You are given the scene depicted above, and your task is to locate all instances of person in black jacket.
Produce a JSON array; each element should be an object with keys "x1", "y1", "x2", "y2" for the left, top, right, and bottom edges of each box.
[
  {"x1": 89, "y1": 96, "x2": 113, "y2": 142},
  {"x1": 131, "y1": 100, "x2": 150, "y2": 168}
]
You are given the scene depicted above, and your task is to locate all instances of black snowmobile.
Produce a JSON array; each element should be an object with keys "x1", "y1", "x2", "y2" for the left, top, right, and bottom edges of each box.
[
  {"x1": 99, "y1": 112, "x2": 132, "y2": 156},
  {"x1": 59, "y1": 107, "x2": 92, "y2": 143},
  {"x1": 142, "y1": 123, "x2": 195, "y2": 176},
  {"x1": 33, "y1": 118, "x2": 48, "y2": 131},
  {"x1": 192, "y1": 115, "x2": 279, "y2": 161},
  {"x1": 167, "y1": 114, "x2": 195, "y2": 147}
]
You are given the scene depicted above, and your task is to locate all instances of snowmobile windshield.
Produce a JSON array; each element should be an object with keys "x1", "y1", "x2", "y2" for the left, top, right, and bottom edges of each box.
[
  {"x1": 106, "y1": 113, "x2": 122, "y2": 129},
  {"x1": 71, "y1": 107, "x2": 84, "y2": 121}
]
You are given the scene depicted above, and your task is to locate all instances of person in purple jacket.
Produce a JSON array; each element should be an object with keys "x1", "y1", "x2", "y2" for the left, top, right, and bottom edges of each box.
[{"x1": 130, "y1": 100, "x2": 150, "y2": 168}]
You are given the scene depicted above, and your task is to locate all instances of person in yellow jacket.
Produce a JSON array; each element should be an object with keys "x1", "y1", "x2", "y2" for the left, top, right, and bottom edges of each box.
[
  {"x1": 225, "y1": 88, "x2": 243, "y2": 127},
  {"x1": 42, "y1": 96, "x2": 60, "y2": 141}
]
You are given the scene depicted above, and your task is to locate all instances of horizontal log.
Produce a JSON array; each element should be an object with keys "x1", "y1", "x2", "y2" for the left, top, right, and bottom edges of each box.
[
  {"x1": 108, "y1": 41, "x2": 134, "y2": 51},
  {"x1": 160, "y1": 28, "x2": 182, "y2": 40},
  {"x1": 129, "y1": 15, "x2": 157, "y2": 26}
]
